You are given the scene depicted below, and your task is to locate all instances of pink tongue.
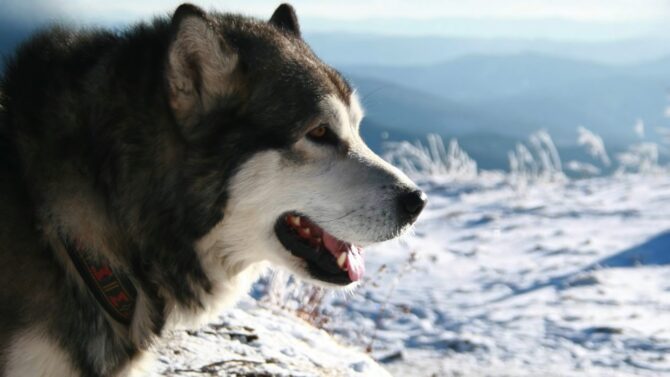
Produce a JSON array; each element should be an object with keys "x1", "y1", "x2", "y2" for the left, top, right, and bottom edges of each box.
[
  {"x1": 346, "y1": 247, "x2": 365, "y2": 281},
  {"x1": 322, "y1": 232, "x2": 365, "y2": 282}
]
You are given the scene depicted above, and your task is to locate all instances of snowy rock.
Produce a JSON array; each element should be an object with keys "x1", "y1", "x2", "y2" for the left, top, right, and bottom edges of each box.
[{"x1": 152, "y1": 298, "x2": 390, "y2": 377}]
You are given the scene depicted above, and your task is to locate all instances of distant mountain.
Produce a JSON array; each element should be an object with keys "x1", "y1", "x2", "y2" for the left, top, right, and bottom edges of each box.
[
  {"x1": 470, "y1": 75, "x2": 669, "y2": 145},
  {"x1": 629, "y1": 56, "x2": 670, "y2": 77},
  {"x1": 344, "y1": 53, "x2": 670, "y2": 147},
  {"x1": 346, "y1": 53, "x2": 616, "y2": 101},
  {"x1": 350, "y1": 75, "x2": 510, "y2": 136},
  {"x1": 350, "y1": 76, "x2": 546, "y2": 170},
  {"x1": 344, "y1": 52, "x2": 670, "y2": 101},
  {"x1": 342, "y1": 52, "x2": 670, "y2": 170},
  {"x1": 360, "y1": 119, "x2": 521, "y2": 171},
  {"x1": 349, "y1": 76, "x2": 525, "y2": 169},
  {"x1": 307, "y1": 33, "x2": 670, "y2": 67}
]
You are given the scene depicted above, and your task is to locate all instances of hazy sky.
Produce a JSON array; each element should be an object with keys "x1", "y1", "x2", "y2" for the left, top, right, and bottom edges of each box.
[{"x1": 2, "y1": 0, "x2": 669, "y2": 40}]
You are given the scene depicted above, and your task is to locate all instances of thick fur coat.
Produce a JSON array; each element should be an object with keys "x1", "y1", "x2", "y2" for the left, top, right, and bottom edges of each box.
[{"x1": 0, "y1": 3, "x2": 424, "y2": 376}]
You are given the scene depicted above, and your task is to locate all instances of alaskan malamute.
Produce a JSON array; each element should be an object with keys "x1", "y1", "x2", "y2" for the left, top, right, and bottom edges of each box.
[{"x1": 0, "y1": 3, "x2": 426, "y2": 376}]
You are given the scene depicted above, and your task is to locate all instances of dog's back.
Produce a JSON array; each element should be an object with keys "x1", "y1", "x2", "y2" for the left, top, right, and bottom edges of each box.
[
  {"x1": 0, "y1": 27, "x2": 153, "y2": 376},
  {"x1": 0, "y1": 95, "x2": 76, "y2": 374}
]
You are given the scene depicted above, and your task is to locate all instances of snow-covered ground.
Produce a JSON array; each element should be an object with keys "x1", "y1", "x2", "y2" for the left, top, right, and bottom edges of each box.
[
  {"x1": 150, "y1": 171, "x2": 670, "y2": 377},
  {"x1": 316, "y1": 173, "x2": 670, "y2": 376},
  {"x1": 154, "y1": 297, "x2": 390, "y2": 376}
]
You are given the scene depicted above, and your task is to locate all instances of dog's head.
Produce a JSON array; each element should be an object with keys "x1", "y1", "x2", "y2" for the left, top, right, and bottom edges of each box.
[{"x1": 167, "y1": 4, "x2": 426, "y2": 287}]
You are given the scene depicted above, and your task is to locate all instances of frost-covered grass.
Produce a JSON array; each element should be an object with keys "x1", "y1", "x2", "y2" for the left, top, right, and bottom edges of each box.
[
  {"x1": 616, "y1": 143, "x2": 661, "y2": 175},
  {"x1": 577, "y1": 126, "x2": 611, "y2": 167},
  {"x1": 382, "y1": 134, "x2": 477, "y2": 181}
]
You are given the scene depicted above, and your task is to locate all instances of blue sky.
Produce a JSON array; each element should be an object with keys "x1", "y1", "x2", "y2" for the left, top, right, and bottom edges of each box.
[{"x1": 2, "y1": 0, "x2": 669, "y2": 40}]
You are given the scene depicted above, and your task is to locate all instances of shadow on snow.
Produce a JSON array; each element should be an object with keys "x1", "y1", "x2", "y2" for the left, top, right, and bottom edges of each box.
[{"x1": 485, "y1": 230, "x2": 670, "y2": 305}]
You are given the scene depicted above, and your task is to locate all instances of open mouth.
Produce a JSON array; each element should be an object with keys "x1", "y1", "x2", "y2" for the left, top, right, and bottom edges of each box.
[{"x1": 274, "y1": 213, "x2": 365, "y2": 285}]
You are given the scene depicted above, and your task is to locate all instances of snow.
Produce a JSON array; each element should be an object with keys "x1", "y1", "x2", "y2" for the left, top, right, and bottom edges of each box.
[
  {"x1": 154, "y1": 297, "x2": 391, "y2": 376},
  {"x1": 313, "y1": 173, "x2": 670, "y2": 376},
  {"x1": 566, "y1": 160, "x2": 601, "y2": 176},
  {"x1": 147, "y1": 153, "x2": 670, "y2": 376}
]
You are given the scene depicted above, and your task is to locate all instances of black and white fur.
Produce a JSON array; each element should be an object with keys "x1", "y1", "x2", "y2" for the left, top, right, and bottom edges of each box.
[{"x1": 0, "y1": 3, "x2": 425, "y2": 376}]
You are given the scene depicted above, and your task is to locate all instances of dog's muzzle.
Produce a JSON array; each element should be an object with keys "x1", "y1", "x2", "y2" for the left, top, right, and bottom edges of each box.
[{"x1": 274, "y1": 188, "x2": 427, "y2": 285}]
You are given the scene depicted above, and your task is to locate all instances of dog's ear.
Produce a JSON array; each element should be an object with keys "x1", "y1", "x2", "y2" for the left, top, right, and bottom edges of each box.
[
  {"x1": 166, "y1": 3, "x2": 238, "y2": 128},
  {"x1": 269, "y1": 3, "x2": 301, "y2": 37}
]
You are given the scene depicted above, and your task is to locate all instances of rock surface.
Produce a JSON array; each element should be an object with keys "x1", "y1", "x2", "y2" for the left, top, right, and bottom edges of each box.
[{"x1": 152, "y1": 298, "x2": 390, "y2": 377}]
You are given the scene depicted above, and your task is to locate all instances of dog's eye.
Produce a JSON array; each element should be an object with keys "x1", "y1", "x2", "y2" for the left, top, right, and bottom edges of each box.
[
  {"x1": 308, "y1": 125, "x2": 327, "y2": 138},
  {"x1": 306, "y1": 124, "x2": 338, "y2": 145}
]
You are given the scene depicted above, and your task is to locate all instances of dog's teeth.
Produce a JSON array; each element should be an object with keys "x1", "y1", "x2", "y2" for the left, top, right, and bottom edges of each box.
[
  {"x1": 289, "y1": 215, "x2": 301, "y2": 227},
  {"x1": 337, "y1": 253, "x2": 347, "y2": 268},
  {"x1": 299, "y1": 227, "x2": 310, "y2": 238}
]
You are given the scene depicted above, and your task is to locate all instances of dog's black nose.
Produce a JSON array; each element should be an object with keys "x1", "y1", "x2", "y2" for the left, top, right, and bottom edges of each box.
[{"x1": 398, "y1": 190, "x2": 427, "y2": 218}]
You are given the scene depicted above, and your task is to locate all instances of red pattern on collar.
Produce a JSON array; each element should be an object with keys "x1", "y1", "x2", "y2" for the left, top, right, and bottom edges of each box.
[{"x1": 61, "y1": 234, "x2": 137, "y2": 325}]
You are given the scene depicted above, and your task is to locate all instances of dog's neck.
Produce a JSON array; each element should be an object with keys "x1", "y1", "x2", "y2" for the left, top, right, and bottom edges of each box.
[
  {"x1": 37, "y1": 185, "x2": 155, "y2": 347},
  {"x1": 43, "y1": 185, "x2": 146, "y2": 324},
  {"x1": 44, "y1": 182, "x2": 265, "y2": 343},
  {"x1": 59, "y1": 230, "x2": 137, "y2": 325}
]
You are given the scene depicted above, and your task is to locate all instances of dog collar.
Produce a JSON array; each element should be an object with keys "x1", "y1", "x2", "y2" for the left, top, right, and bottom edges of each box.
[{"x1": 60, "y1": 233, "x2": 137, "y2": 326}]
